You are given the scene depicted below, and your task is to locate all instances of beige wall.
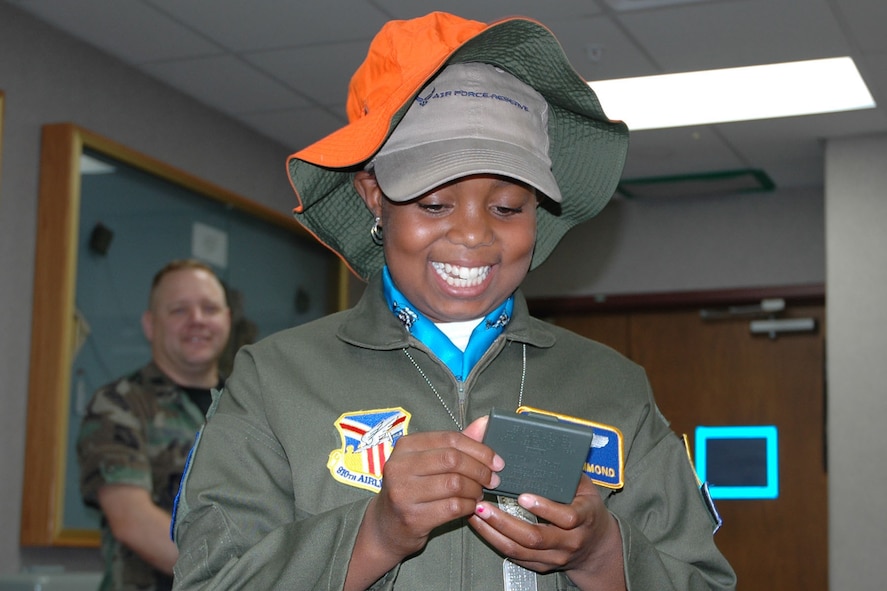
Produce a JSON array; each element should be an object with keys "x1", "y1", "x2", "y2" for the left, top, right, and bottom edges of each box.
[
  {"x1": 825, "y1": 133, "x2": 887, "y2": 590},
  {"x1": 522, "y1": 183, "x2": 824, "y2": 298}
]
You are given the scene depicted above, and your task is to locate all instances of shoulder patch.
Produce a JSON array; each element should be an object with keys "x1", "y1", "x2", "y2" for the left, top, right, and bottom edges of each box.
[
  {"x1": 682, "y1": 433, "x2": 724, "y2": 533},
  {"x1": 327, "y1": 407, "x2": 411, "y2": 493}
]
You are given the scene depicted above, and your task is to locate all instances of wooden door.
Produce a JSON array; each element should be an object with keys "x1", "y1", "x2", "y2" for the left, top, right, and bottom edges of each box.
[{"x1": 553, "y1": 304, "x2": 827, "y2": 591}]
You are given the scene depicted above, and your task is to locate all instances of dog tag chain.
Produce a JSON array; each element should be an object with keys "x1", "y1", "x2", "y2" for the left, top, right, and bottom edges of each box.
[{"x1": 497, "y1": 495, "x2": 538, "y2": 591}]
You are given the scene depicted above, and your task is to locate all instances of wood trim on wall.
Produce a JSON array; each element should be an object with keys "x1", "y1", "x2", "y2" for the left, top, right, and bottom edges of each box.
[{"x1": 528, "y1": 283, "x2": 825, "y2": 316}]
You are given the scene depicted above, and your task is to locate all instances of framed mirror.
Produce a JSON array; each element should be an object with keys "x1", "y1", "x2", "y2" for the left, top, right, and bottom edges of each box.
[{"x1": 20, "y1": 123, "x2": 347, "y2": 546}]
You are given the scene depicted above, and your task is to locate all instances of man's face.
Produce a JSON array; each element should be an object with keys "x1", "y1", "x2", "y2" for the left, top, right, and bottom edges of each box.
[
  {"x1": 380, "y1": 174, "x2": 537, "y2": 323},
  {"x1": 142, "y1": 268, "x2": 231, "y2": 385}
]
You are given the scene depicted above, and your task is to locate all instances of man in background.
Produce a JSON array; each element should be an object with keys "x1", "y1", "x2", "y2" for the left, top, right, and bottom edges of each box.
[{"x1": 78, "y1": 259, "x2": 231, "y2": 591}]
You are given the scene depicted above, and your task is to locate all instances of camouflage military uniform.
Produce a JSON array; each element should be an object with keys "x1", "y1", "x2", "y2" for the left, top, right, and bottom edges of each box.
[{"x1": 78, "y1": 362, "x2": 208, "y2": 591}]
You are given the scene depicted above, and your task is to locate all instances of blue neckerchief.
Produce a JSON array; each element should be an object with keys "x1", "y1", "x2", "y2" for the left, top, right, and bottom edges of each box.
[{"x1": 382, "y1": 267, "x2": 513, "y2": 381}]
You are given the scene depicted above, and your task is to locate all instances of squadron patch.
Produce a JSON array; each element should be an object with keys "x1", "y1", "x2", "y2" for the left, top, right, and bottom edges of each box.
[{"x1": 327, "y1": 407, "x2": 411, "y2": 493}]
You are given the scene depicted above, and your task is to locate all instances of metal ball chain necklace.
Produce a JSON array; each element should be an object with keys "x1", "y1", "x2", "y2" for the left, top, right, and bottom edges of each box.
[{"x1": 402, "y1": 342, "x2": 527, "y2": 431}]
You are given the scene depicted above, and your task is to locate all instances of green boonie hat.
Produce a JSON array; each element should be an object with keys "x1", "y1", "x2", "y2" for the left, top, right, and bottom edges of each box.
[{"x1": 286, "y1": 12, "x2": 630, "y2": 281}]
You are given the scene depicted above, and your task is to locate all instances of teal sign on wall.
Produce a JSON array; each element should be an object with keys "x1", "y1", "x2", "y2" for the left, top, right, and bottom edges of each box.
[{"x1": 695, "y1": 425, "x2": 779, "y2": 500}]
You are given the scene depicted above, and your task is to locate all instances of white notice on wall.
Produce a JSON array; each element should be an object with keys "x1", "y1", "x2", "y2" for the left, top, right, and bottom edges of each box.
[{"x1": 191, "y1": 221, "x2": 228, "y2": 269}]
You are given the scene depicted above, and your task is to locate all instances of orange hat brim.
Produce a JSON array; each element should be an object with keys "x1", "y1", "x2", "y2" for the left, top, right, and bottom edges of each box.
[{"x1": 292, "y1": 12, "x2": 489, "y2": 171}]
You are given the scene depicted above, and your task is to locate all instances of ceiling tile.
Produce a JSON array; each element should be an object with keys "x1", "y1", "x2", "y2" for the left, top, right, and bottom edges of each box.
[
  {"x1": 245, "y1": 41, "x2": 371, "y2": 108},
  {"x1": 141, "y1": 55, "x2": 311, "y2": 115},
  {"x1": 7, "y1": 0, "x2": 221, "y2": 63},
  {"x1": 617, "y1": 0, "x2": 852, "y2": 72},
  {"x1": 856, "y1": 53, "x2": 887, "y2": 109},
  {"x1": 832, "y1": 0, "x2": 887, "y2": 54},
  {"x1": 621, "y1": 126, "x2": 745, "y2": 180},
  {"x1": 547, "y1": 16, "x2": 657, "y2": 81},
  {"x1": 717, "y1": 109, "x2": 887, "y2": 187},
  {"x1": 374, "y1": 0, "x2": 605, "y2": 22},
  {"x1": 146, "y1": 0, "x2": 390, "y2": 51}
]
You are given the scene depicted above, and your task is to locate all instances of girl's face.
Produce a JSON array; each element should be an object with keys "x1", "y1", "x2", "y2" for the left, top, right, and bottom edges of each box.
[{"x1": 357, "y1": 172, "x2": 538, "y2": 323}]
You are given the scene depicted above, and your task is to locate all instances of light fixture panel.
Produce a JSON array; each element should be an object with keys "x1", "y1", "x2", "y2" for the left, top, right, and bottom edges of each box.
[{"x1": 591, "y1": 57, "x2": 876, "y2": 130}]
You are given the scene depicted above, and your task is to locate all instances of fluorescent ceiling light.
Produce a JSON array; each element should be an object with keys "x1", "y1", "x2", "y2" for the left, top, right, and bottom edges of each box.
[{"x1": 590, "y1": 57, "x2": 876, "y2": 130}]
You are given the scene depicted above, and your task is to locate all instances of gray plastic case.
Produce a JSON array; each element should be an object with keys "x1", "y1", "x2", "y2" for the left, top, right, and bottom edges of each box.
[{"x1": 482, "y1": 407, "x2": 594, "y2": 504}]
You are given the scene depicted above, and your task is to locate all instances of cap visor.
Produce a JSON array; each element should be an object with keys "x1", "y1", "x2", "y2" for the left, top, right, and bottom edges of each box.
[{"x1": 373, "y1": 138, "x2": 562, "y2": 203}]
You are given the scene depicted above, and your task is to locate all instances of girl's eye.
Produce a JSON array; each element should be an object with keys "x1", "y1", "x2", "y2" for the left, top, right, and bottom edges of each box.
[
  {"x1": 418, "y1": 202, "x2": 447, "y2": 213},
  {"x1": 494, "y1": 205, "x2": 523, "y2": 215}
]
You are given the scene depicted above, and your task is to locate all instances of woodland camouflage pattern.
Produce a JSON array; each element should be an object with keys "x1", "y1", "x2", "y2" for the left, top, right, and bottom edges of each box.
[{"x1": 78, "y1": 362, "x2": 208, "y2": 591}]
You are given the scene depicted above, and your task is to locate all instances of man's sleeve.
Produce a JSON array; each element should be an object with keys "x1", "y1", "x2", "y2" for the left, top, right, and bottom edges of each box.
[{"x1": 77, "y1": 381, "x2": 153, "y2": 508}]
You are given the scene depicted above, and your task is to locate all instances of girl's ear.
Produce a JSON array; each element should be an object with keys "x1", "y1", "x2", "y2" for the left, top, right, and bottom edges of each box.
[{"x1": 353, "y1": 170, "x2": 383, "y2": 218}]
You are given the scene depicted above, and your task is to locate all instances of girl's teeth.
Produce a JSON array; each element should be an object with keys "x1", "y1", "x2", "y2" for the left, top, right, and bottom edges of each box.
[{"x1": 432, "y1": 262, "x2": 490, "y2": 287}]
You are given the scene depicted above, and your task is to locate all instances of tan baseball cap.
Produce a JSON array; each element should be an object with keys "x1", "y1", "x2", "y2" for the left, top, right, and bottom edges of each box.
[{"x1": 370, "y1": 62, "x2": 562, "y2": 204}]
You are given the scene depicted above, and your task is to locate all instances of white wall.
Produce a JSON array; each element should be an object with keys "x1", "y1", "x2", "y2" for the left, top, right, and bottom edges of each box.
[
  {"x1": 825, "y1": 134, "x2": 887, "y2": 591},
  {"x1": 523, "y1": 185, "x2": 824, "y2": 297}
]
